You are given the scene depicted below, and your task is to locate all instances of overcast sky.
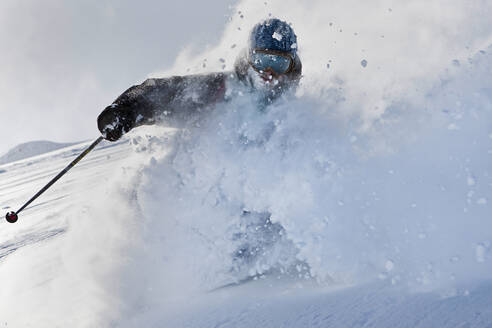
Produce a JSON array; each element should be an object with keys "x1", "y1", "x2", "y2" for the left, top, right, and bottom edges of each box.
[{"x1": 0, "y1": 0, "x2": 235, "y2": 154}]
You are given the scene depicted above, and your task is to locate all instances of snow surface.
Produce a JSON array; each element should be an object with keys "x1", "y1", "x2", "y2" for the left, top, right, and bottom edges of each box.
[
  {"x1": 1, "y1": 123, "x2": 492, "y2": 327},
  {"x1": 1, "y1": 0, "x2": 492, "y2": 327}
]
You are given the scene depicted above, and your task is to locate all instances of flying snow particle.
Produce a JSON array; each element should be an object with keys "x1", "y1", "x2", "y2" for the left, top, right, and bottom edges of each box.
[
  {"x1": 476, "y1": 198, "x2": 487, "y2": 205},
  {"x1": 385, "y1": 260, "x2": 395, "y2": 271},
  {"x1": 450, "y1": 256, "x2": 460, "y2": 263},
  {"x1": 447, "y1": 123, "x2": 459, "y2": 130},
  {"x1": 476, "y1": 244, "x2": 486, "y2": 263},
  {"x1": 361, "y1": 59, "x2": 368, "y2": 68},
  {"x1": 290, "y1": 43, "x2": 297, "y2": 49},
  {"x1": 378, "y1": 272, "x2": 389, "y2": 280},
  {"x1": 272, "y1": 31, "x2": 283, "y2": 41},
  {"x1": 135, "y1": 114, "x2": 144, "y2": 123},
  {"x1": 467, "y1": 176, "x2": 476, "y2": 186}
]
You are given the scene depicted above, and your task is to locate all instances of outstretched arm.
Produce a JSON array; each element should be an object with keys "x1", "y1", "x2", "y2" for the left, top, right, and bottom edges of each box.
[{"x1": 98, "y1": 73, "x2": 226, "y2": 141}]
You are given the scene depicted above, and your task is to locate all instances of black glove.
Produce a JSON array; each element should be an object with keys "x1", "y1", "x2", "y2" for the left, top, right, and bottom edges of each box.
[{"x1": 97, "y1": 105, "x2": 135, "y2": 142}]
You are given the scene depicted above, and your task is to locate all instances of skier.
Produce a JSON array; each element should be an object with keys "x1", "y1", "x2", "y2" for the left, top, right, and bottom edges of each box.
[{"x1": 97, "y1": 18, "x2": 302, "y2": 141}]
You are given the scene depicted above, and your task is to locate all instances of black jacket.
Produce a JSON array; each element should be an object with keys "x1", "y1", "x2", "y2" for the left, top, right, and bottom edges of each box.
[{"x1": 97, "y1": 51, "x2": 302, "y2": 141}]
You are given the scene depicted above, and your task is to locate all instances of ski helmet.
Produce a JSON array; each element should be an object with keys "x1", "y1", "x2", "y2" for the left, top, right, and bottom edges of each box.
[{"x1": 249, "y1": 18, "x2": 298, "y2": 57}]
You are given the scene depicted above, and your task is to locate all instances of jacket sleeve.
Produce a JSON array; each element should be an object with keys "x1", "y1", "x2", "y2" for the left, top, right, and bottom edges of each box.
[{"x1": 98, "y1": 73, "x2": 227, "y2": 135}]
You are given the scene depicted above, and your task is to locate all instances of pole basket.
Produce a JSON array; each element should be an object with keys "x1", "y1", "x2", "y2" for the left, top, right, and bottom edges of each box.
[{"x1": 6, "y1": 212, "x2": 18, "y2": 223}]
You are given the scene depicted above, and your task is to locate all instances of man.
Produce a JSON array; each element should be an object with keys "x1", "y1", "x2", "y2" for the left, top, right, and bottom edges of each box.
[{"x1": 97, "y1": 18, "x2": 302, "y2": 141}]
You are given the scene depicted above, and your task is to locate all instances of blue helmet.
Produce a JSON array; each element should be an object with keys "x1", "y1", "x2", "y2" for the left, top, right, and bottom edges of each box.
[{"x1": 249, "y1": 18, "x2": 298, "y2": 57}]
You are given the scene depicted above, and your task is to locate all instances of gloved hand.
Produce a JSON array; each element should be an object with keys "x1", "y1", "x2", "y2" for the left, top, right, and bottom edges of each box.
[{"x1": 97, "y1": 104, "x2": 134, "y2": 142}]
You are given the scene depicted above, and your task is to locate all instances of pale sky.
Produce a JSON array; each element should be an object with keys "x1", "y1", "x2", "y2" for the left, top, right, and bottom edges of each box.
[{"x1": 0, "y1": 0, "x2": 235, "y2": 154}]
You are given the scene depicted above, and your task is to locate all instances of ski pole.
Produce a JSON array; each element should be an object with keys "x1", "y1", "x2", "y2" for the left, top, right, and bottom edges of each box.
[{"x1": 5, "y1": 136, "x2": 104, "y2": 223}]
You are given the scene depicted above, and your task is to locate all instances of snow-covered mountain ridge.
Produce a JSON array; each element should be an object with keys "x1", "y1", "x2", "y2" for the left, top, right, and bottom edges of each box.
[{"x1": 0, "y1": 140, "x2": 79, "y2": 165}]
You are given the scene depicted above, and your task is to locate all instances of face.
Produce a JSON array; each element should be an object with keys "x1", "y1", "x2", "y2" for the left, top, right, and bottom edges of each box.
[
  {"x1": 246, "y1": 65, "x2": 291, "y2": 106},
  {"x1": 248, "y1": 66, "x2": 283, "y2": 92},
  {"x1": 254, "y1": 67, "x2": 288, "y2": 86},
  {"x1": 248, "y1": 49, "x2": 293, "y2": 89}
]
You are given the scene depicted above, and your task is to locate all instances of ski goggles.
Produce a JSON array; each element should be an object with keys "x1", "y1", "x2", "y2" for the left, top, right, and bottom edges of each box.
[{"x1": 249, "y1": 49, "x2": 294, "y2": 75}]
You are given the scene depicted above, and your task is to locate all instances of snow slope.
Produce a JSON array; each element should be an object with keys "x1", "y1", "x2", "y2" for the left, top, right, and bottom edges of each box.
[
  {"x1": 1, "y1": 0, "x2": 492, "y2": 327},
  {"x1": 1, "y1": 128, "x2": 491, "y2": 327}
]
